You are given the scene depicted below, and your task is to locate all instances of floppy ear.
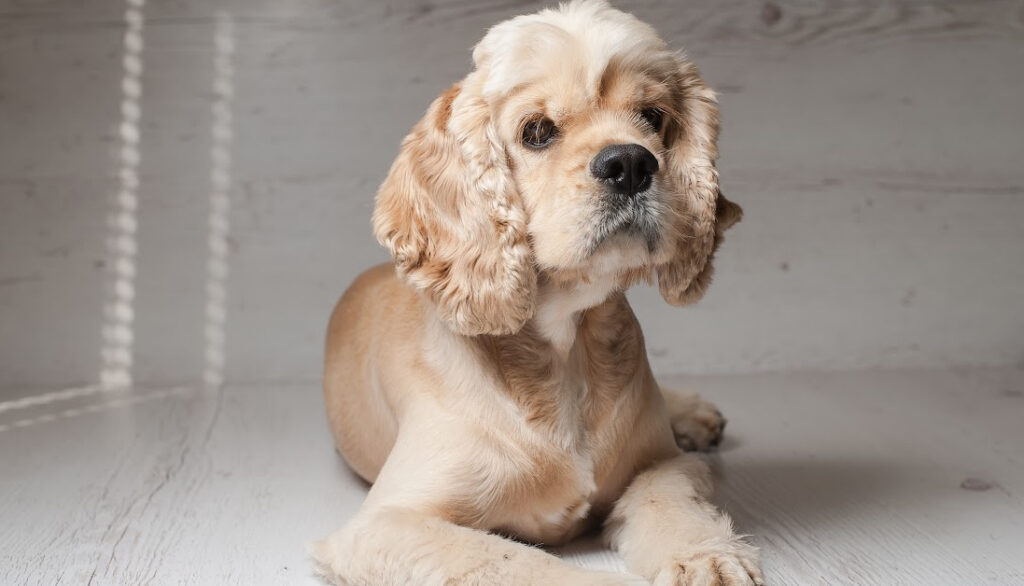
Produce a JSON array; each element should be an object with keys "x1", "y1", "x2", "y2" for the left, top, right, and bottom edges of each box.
[
  {"x1": 668, "y1": 191, "x2": 743, "y2": 302},
  {"x1": 372, "y1": 82, "x2": 536, "y2": 336},
  {"x1": 657, "y1": 59, "x2": 741, "y2": 306}
]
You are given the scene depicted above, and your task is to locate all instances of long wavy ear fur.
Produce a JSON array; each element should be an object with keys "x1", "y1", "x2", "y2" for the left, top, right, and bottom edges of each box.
[
  {"x1": 657, "y1": 58, "x2": 741, "y2": 306},
  {"x1": 372, "y1": 81, "x2": 536, "y2": 335}
]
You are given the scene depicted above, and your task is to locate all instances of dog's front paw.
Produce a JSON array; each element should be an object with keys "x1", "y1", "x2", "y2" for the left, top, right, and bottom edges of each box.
[
  {"x1": 653, "y1": 539, "x2": 762, "y2": 586},
  {"x1": 665, "y1": 392, "x2": 726, "y2": 452}
]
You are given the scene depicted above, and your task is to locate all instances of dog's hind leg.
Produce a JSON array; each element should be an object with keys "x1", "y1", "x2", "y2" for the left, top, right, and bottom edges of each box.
[{"x1": 660, "y1": 388, "x2": 727, "y2": 452}]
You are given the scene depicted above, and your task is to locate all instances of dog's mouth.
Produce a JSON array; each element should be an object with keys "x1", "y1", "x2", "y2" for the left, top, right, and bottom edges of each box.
[{"x1": 587, "y1": 192, "x2": 663, "y2": 256}]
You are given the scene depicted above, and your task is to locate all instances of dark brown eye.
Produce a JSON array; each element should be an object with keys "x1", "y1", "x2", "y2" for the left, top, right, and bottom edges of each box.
[
  {"x1": 522, "y1": 116, "x2": 557, "y2": 149},
  {"x1": 641, "y1": 107, "x2": 664, "y2": 132}
]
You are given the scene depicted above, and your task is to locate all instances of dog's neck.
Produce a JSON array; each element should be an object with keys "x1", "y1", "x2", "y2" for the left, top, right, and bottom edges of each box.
[{"x1": 533, "y1": 273, "x2": 623, "y2": 356}]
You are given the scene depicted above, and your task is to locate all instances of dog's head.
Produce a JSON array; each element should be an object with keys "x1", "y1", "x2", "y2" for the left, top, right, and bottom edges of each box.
[{"x1": 373, "y1": 0, "x2": 741, "y2": 336}]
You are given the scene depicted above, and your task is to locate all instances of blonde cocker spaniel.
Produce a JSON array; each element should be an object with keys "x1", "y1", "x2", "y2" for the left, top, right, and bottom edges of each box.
[{"x1": 315, "y1": 2, "x2": 761, "y2": 584}]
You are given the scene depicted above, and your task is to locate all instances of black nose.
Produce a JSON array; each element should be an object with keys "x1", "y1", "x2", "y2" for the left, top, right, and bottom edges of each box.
[{"x1": 590, "y1": 144, "x2": 659, "y2": 196}]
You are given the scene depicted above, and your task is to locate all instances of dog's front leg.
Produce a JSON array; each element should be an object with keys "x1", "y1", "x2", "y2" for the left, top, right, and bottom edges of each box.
[
  {"x1": 606, "y1": 454, "x2": 763, "y2": 586},
  {"x1": 313, "y1": 505, "x2": 646, "y2": 586}
]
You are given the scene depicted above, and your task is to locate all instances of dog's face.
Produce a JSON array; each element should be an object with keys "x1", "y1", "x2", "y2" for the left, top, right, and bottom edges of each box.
[
  {"x1": 373, "y1": 0, "x2": 741, "y2": 336},
  {"x1": 498, "y1": 55, "x2": 677, "y2": 274}
]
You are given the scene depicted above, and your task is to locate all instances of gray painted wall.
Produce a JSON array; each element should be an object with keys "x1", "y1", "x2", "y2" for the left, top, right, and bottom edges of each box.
[{"x1": 2, "y1": 0, "x2": 1022, "y2": 390}]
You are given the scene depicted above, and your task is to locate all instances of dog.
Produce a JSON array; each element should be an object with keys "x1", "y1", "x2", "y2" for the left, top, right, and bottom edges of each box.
[{"x1": 314, "y1": 2, "x2": 761, "y2": 584}]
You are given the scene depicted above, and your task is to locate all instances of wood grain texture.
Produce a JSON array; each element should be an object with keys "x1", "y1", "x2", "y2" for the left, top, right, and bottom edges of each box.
[
  {"x1": 1, "y1": 0, "x2": 1023, "y2": 385},
  {"x1": 2, "y1": 367, "x2": 1023, "y2": 585}
]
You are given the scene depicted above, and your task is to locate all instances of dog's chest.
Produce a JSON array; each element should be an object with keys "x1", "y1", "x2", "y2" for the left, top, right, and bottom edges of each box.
[
  {"x1": 482, "y1": 294, "x2": 646, "y2": 543},
  {"x1": 495, "y1": 431, "x2": 600, "y2": 545},
  {"x1": 491, "y1": 373, "x2": 633, "y2": 545}
]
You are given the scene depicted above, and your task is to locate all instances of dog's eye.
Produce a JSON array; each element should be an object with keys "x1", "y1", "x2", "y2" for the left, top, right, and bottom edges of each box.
[
  {"x1": 640, "y1": 107, "x2": 664, "y2": 132},
  {"x1": 522, "y1": 117, "x2": 557, "y2": 149}
]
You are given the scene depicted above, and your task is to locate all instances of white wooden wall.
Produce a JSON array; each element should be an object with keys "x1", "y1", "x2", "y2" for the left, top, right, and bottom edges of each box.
[{"x1": 2, "y1": 0, "x2": 1023, "y2": 390}]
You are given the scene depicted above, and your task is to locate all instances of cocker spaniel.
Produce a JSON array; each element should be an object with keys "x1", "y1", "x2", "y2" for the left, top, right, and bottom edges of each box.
[{"x1": 315, "y1": 1, "x2": 760, "y2": 584}]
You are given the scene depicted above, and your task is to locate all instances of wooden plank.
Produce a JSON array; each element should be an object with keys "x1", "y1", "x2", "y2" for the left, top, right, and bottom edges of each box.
[
  {"x1": 2, "y1": 367, "x2": 1023, "y2": 584},
  {"x1": 680, "y1": 368, "x2": 1024, "y2": 585}
]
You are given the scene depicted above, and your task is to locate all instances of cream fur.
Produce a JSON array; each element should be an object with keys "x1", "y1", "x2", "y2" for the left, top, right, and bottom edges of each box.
[{"x1": 317, "y1": 2, "x2": 760, "y2": 585}]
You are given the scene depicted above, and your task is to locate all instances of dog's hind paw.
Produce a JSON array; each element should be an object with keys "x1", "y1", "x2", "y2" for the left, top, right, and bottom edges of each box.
[{"x1": 664, "y1": 391, "x2": 726, "y2": 452}]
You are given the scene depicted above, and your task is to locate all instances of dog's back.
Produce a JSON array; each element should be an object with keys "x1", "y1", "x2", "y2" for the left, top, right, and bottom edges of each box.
[{"x1": 323, "y1": 263, "x2": 409, "y2": 482}]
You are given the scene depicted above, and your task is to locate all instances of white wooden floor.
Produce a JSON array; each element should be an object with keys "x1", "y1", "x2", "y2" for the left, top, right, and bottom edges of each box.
[{"x1": 2, "y1": 367, "x2": 1023, "y2": 585}]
